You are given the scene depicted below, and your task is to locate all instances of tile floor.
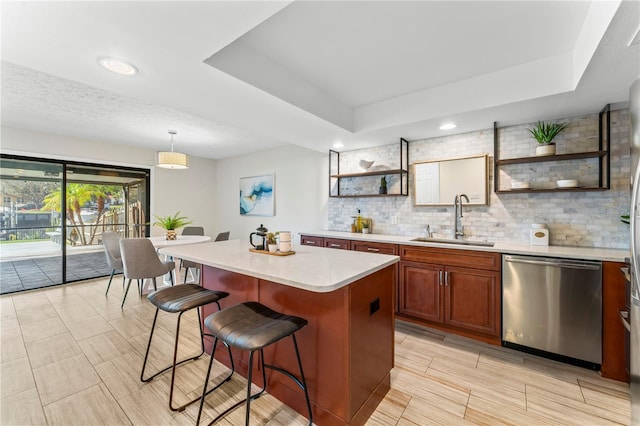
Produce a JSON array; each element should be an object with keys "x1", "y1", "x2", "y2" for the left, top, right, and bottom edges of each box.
[{"x1": 0, "y1": 276, "x2": 631, "y2": 425}]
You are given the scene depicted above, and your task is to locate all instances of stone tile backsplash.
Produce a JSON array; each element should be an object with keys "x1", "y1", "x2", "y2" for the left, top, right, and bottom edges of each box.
[{"x1": 328, "y1": 109, "x2": 630, "y2": 249}]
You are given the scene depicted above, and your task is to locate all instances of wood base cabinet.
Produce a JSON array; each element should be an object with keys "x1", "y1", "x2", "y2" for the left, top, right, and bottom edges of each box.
[
  {"x1": 601, "y1": 261, "x2": 629, "y2": 382},
  {"x1": 398, "y1": 245, "x2": 501, "y2": 343}
]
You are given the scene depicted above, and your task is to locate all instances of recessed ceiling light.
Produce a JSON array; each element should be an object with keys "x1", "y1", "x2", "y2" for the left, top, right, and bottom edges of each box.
[
  {"x1": 439, "y1": 123, "x2": 456, "y2": 130},
  {"x1": 332, "y1": 141, "x2": 344, "y2": 149},
  {"x1": 97, "y1": 57, "x2": 138, "y2": 76}
]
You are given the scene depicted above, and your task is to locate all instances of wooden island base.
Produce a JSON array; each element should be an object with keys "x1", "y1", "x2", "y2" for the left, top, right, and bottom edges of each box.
[{"x1": 201, "y1": 264, "x2": 395, "y2": 426}]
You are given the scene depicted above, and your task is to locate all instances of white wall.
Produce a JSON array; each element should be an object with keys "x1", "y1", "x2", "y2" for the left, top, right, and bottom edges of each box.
[
  {"x1": 0, "y1": 126, "x2": 218, "y2": 236},
  {"x1": 215, "y1": 144, "x2": 328, "y2": 244}
]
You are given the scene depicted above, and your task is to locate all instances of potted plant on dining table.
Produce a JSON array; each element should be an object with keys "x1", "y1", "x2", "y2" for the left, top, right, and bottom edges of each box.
[{"x1": 153, "y1": 211, "x2": 192, "y2": 240}]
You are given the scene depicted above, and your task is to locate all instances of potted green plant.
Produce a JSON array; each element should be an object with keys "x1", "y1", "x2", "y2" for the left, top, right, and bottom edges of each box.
[
  {"x1": 266, "y1": 232, "x2": 278, "y2": 252},
  {"x1": 153, "y1": 211, "x2": 192, "y2": 240},
  {"x1": 528, "y1": 120, "x2": 569, "y2": 156},
  {"x1": 379, "y1": 176, "x2": 387, "y2": 194},
  {"x1": 362, "y1": 221, "x2": 370, "y2": 234}
]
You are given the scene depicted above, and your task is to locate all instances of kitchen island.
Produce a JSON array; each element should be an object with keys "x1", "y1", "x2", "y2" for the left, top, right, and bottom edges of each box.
[{"x1": 159, "y1": 239, "x2": 399, "y2": 426}]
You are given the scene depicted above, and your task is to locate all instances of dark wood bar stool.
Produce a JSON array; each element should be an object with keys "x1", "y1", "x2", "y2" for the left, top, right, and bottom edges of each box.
[
  {"x1": 140, "y1": 284, "x2": 231, "y2": 411},
  {"x1": 196, "y1": 301, "x2": 312, "y2": 426}
]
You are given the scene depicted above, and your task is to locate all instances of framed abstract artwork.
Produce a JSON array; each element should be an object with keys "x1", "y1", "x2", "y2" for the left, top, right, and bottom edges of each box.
[{"x1": 239, "y1": 174, "x2": 275, "y2": 216}]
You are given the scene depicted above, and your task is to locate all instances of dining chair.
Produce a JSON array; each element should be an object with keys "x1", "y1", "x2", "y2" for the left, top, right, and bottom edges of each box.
[
  {"x1": 102, "y1": 231, "x2": 124, "y2": 296},
  {"x1": 119, "y1": 238, "x2": 175, "y2": 308},
  {"x1": 180, "y1": 226, "x2": 204, "y2": 284},
  {"x1": 214, "y1": 231, "x2": 230, "y2": 241},
  {"x1": 181, "y1": 229, "x2": 230, "y2": 284}
]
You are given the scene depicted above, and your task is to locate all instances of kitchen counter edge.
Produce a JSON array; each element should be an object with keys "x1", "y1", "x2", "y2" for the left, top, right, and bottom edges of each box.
[
  {"x1": 158, "y1": 239, "x2": 399, "y2": 293},
  {"x1": 300, "y1": 230, "x2": 629, "y2": 262}
]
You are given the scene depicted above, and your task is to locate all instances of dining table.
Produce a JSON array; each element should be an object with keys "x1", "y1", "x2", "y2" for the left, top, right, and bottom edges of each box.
[{"x1": 145, "y1": 234, "x2": 211, "y2": 289}]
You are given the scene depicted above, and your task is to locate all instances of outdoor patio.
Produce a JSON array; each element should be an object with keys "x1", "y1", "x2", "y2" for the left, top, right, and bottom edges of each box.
[{"x1": 0, "y1": 241, "x2": 110, "y2": 294}]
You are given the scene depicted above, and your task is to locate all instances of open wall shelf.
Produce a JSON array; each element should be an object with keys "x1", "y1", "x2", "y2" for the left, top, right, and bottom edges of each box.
[
  {"x1": 494, "y1": 105, "x2": 610, "y2": 194},
  {"x1": 329, "y1": 138, "x2": 409, "y2": 197}
]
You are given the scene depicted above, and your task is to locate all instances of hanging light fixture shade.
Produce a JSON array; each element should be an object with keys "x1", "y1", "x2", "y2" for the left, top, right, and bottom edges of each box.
[{"x1": 157, "y1": 130, "x2": 189, "y2": 169}]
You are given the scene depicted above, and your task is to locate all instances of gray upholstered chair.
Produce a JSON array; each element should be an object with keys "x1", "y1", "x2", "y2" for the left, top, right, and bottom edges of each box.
[
  {"x1": 181, "y1": 229, "x2": 230, "y2": 283},
  {"x1": 181, "y1": 226, "x2": 204, "y2": 237},
  {"x1": 180, "y1": 226, "x2": 204, "y2": 283},
  {"x1": 119, "y1": 238, "x2": 175, "y2": 308},
  {"x1": 102, "y1": 231, "x2": 124, "y2": 296},
  {"x1": 214, "y1": 231, "x2": 230, "y2": 241}
]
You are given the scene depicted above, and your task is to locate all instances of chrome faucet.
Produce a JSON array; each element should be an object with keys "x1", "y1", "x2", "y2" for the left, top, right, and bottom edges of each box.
[
  {"x1": 453, "y1": 193, "x2": 469, "y2": 239},
  {"x1": 425, "y1": 224, "x2": 433, "y2": 238}
]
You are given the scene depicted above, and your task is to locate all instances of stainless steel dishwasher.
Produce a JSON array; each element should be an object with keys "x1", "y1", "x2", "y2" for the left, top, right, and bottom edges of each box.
[{"x1": 502, "y1": 254, "x2": 602, "y2": 369}]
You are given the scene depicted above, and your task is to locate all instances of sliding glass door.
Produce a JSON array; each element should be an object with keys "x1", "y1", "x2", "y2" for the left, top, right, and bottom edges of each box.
[
  {"x1": 0, "y1": 157, "x2": 63, "y2": 292},
  {"x1": 0, "y1": 155, "x2": 150, "y2": 294}
]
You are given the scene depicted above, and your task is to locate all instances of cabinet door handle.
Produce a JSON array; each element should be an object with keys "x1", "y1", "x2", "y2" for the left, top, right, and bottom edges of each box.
[
  {"x1": 330, "y1": 243, "x2": 341, "y2": 248},
  {"x1": 306, "y1": 241, "x2": 316, "y2": 245},
  {"x1": 367, "y1": 248, "x2": 380, "y2": 252},
  {"x1": 620, "y1": 310, "x2": 631, "y2": 332},
  {"x1": 621, "y1": 267, "x2": 631, "y2": 282},
  {"x1": 439, "y1": 270, "x2": 443, "y2": 286},
  {"x1": 444, "y1": 271, "x2": 449, "y2": 286}
]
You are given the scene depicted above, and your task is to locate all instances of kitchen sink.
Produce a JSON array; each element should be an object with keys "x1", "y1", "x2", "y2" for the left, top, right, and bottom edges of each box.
[{"x1": 410, "y1": 237, "x2": 495, "y2": 247}]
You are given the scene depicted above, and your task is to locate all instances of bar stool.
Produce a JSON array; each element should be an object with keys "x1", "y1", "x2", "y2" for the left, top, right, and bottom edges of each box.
[
  {"x1": 196, "y1": 301, "x2": 312, "y2": 426},
  {"x1": 140, "y1": 284, "x2": 231, "y2": 411}
]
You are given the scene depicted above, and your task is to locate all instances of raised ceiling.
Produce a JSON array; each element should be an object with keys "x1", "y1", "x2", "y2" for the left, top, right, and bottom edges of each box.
[{"x1": 1, "y1": 1, "x2": 639, "y2": 159}]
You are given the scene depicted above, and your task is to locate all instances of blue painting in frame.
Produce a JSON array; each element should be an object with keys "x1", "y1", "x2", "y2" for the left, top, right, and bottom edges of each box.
[{"x1": 239, "y1": 174, "x2": 275, "y2": 216}]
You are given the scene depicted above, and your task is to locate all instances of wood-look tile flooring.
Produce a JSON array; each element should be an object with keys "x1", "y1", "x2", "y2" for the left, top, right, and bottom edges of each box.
[{"x1": 0, "y1": 276, "x2": 631, "y2": 425}]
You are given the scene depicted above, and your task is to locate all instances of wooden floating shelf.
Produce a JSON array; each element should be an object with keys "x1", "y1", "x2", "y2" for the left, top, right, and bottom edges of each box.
[
  {"x1": 496, "y1": 151, "x2": 607, "y2": 166},
  {"x1": 330, "y1": 169, "x2": 407, "y2": 178},
  {"x1": 329, "y1": 193, "x2": 407, "y2": 198},
  {"x1": 496, "y1": 187, "x2": 608, "y2": 194}
]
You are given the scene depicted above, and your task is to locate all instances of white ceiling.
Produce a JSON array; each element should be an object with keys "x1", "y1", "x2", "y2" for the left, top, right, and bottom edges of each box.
[{"x1": 1, "y1": 1, "x2": 639, "y2": 160}]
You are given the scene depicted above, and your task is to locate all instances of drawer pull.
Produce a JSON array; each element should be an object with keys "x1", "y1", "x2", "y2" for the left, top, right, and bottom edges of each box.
[
  {"x1": 620, "y1": 310, "x2": 631, "y2": 332},
  {"x1": 621, "y1": 267, "x2": 631, "y2": 282},
  {"x1": 306, "y1": 241, "x2": 316, "y2": 245},
  {"x1": 330, "y1": 244, "x2": 341, "y2": 248},
  {"x1": 367, "y1": 248, "x2": 380, "y2": 252}
]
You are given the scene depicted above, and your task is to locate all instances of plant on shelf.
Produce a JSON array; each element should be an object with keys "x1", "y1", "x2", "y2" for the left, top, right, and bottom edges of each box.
[
  {"x1": 153, "y1": 211, "x2": 192, "y2": 240},
  {"x1": 528, "y1": 120, "x2": 569, "y2": 156},
  {"x1": 379, "y1": 176, "x2": 387, "y2": 194}
]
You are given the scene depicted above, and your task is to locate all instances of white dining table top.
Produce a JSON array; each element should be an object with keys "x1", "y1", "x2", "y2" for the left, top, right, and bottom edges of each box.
[{"x1": 147, "y1": 235, "x2": 211, "y2": 248}]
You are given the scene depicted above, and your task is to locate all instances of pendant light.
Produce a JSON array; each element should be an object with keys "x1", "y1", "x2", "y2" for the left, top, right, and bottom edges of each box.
[{"x1": 157, "y1": 130, "x2": 188, "y2": 169}]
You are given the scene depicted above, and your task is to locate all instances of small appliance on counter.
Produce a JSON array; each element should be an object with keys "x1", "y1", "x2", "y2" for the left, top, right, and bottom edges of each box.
[
  {"x1": 530, "y1": 223, "x2": 549, "y2": 246},
  {"x1": 249, "y1": 224, "x2": 268, "y2": 250}
]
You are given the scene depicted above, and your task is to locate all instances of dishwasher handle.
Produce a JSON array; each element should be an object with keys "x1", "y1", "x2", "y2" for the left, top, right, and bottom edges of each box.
[{"x1": 504, "y1": 255, "x2": 600, "y2": 271}]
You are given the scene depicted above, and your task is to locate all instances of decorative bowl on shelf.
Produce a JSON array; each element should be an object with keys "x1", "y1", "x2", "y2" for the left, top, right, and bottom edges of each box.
[
  {"x1": 359, "y1": 159, "x2": 374, "y2": 170},
  {"x1": 556, "y1": 179, "x2": 578, "y2": 188},
  {"x1": 511, "y1": 181, "x2": 530, "y2": 189}
]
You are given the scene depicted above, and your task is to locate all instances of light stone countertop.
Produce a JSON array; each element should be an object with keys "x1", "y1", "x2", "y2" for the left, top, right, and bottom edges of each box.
[
  {"x1": 300, "y1": 230, "x2": 630, "y2": 263},
  {"x1": 158, "y1": 239, "x2": 399, "y2": 293}
]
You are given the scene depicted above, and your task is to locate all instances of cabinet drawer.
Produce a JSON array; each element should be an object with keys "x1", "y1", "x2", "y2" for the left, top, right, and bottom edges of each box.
[
  {"x1": 324, "y1": 238, "x2": 351, "y2": 250},
  {"x1": 300, "y1": 235, "x2": 324, "y2": 247},
  {"x1": 400, "y1": 245, "x2": 500, "y2": 271},
  {"x1": 352, "y1": 241, "x2": 398, "y2": 255}
]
